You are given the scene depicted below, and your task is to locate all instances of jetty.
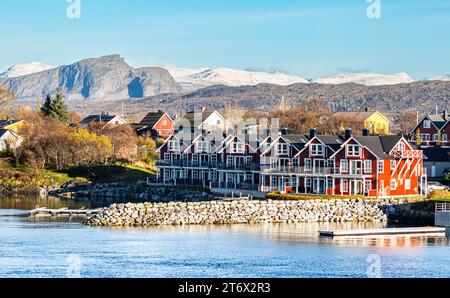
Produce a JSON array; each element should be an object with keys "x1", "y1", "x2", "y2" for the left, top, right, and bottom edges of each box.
[
  {"x1": 28, "y1": 207, "x2": 103, "y2": 218},
  {"x1": 319, "y1": 227, "x2": 446, "y2": 237}
]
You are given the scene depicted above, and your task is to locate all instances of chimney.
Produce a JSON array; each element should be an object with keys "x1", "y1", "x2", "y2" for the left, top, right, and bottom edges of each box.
[
  {"x1": 310, "y1": 128, "x2": 317, "y2": 139},
  {"x1": 201, "y1": 106, "x2": 207, "y2": 112},
  {"x1": 365, "y1": 107, "x2": 370, "y2": 112},
  {"x1": 362, "y1": 128, "x2": 370, "y2": 137},
  {"x1": 345, "y1": 128, "x2": 353, "y2": 140},
  {"x1": 281, "y1": 127, "x2": 289, "y2": 135}
]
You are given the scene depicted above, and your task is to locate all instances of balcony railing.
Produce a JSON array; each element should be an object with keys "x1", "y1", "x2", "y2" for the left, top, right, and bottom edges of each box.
[
  {"x1": 391, "y1": 150, "x2": 423, "y2": 159},
  {"x1": 436, "y1": 203, "x2": 450, "y2": 212},
  {"x1": 260, "y1": 165, "x2": 338, "y2": 175},
  {"x1": 156, "y1": 160, "x2": 218, "y2": 168},
  {"x1": 216, "y1": 163, "x2": 261, "y2": 171}
]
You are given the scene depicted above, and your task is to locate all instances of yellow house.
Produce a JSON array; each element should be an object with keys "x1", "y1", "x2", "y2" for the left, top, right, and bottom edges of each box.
[
  {"x1": 333, "y1": 110, "x2": 391, "y2": 135},
  {"x1": 0, "y1": 120, "x2": 26, "y2": 132}
]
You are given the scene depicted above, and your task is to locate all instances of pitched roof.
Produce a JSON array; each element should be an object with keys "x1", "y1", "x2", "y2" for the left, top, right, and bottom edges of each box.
[
  {"x1": 139, "y1": 111, "x2": 168, "y2": 128},
  {"x1": 334, "y1": 111, "x2": 376, "y2": 121},
  {"x1": 316, "y1": 135, "x2": 344, "y2": 151},
  {"x1": 351, "y1": 135, "x2": 404, "y2": 159},
  {"x1": 283, "y1": 134, "x2": 309, "y2": 151},
  {"x1": 422, "y1": 147, "x2": 450, "y2": 162},
  {"x1": 80, "y1": 115, "x2": 121, "y2": 126},
  {"x1": 428, "y1": 114, "x2": 448, "y2": 130},
  {"x1": 0, "y1": 119, "x2": 23, "y2": 128},
  {"x1": 182, "y1": 109, "x2": 216, "y2": 126}
]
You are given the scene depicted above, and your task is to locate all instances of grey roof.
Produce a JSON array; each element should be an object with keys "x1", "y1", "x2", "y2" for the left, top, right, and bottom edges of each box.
[
  {"x1": 427, "y1": 115, "x2": 447, "y2": 130},
  {"x1": 352, "y1": 135, "x2": 405, "y2": 159},
  {"x1": 422, "y1": 147, "x2": 450, "y2": 162},
  {"x1": 182, "y1": 110, "x2": 215, "y2": 126},
  {"x1": 139, "y1": 111, "x2": 166, "y2": 127},
  {"x1": 284, "y1": 134, "x2": 309, "y2": 151},
  {"x1": 316, "y1": 135, "x2": 344, "y2": 151},
  {"x1": 80, "y1": 115, "x2": 119, "y2": 126}
]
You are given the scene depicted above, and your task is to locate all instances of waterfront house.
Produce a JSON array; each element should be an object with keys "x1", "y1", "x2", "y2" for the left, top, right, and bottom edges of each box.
[
  {"x1": 410, "y1": 110, "x2": 449, "y2": 148},
  {"x1": 334, "y1": 110, "x2": 391, "y2": 135},
  {"x1": 80, "y1": 113, "x2": 127, "y2": 129},
  {"x1": 134, "y1": 110, "x2": 174, "y2": 138},
  {"x1": 156, "y1": 128, "x2": 427, "y2": 198}
]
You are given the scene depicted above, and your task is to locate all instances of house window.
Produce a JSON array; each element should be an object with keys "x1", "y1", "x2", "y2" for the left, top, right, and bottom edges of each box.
[
  {"x1": 231, "y1": 142, "x2": 244, "y2": 154},
  {"x1": 211, "y1": 155, "x2": 217, "y2": 165},
  {"x1": 196, "y1": 141, "x2": 208, "y2": 152},
  {"x1": 327, "y1": 159, "x2": 334, "y2": 169},
  {"x1": 311, "y1": 144, "x2": 325, "y2": 156},
  {"x1": 378, "y1": 160, "x2": 384, "y2": 173},
  {"x1": 164, "y1": 169, "x2": 171, "y2": 179},
  {"x1": 421, "y1": 134, "x2": 431, "y2": 142},
  {"x1": 277, "y1": 143, "x2": 289, "y2": 155},
  {"x1": 433, "y1": 134, "x2": 439, "y2": 142},
  {"x1": 365, "y1": 181, "x2": 372, "y2": 192},
  {"x1": 304, "y1": 159, "x2": 312, "y2": 171},
  {"x1": 364, "y1": 160, "x2": 372, "y2": 174},
  {"x1": 341, "y1": 179, "x2": 348, "y2": 192},
  {"x1": 405, "y1": 179, "x2": 411, "y2": 190},
  {"x1": 162, "y1": 120, "x2": 168, "y2": 126},
  {"x1": 227, "y1": 156, "x2": 233, "y2": 166},
  {"x1": 391, "y1": 160, "x2": 397, "y2": 171},
  {"x1": 390, "y1": 179, "x2": 397, "y2": 190},
  {"x1": 423, "y1": 120, "x2": 431, "y2": 129},
  {"x1": 192, "y1": 171, "x2": 198, "y2": 180},
  {"x1": 192, "y1": 154, "x2": 198, "y2": 165},
  {"x1": 380, "y1": 180, "x2": 385, "y2": 194},
  {"x1": 164, "y1": 153, "x2": 170, "y2": 162},
  {"x1": 443, "y1": 134, "x2": 448, "y2": 142},
  {"x1": 327, "y1": 179, "x2": 333, "y2": 189},
  {"x1": 340, "y1": 160, "x2": 349, "y2": 173},
  {"x1": 168, "y1": 140, "x2": 180, "y2": 152},
  {"x1": 346, "y1": 145, "x2": 361, "y2": 157}
]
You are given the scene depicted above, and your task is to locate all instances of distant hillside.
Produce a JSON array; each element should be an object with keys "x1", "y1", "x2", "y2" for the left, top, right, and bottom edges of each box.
[
  {"x1": 0, "y1": 55, "x2": 182, "y2": 101},
  {"x1": 68, "y1": 80, "x2": 450, "y2": 120}
]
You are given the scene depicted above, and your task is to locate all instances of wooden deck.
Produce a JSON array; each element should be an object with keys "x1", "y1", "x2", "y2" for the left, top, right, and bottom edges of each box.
[
  {"x1": 319, "y1": 227, "x2": 446, "y2": 237},
  {"x1": 28, "y1": 208, "x2": 102, "y2": 217}
]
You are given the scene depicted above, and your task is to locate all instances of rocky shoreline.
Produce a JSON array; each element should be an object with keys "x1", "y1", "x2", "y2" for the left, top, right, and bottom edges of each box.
[{"x1": 82, "y1": 198, "x2": 408, "y2": 227}]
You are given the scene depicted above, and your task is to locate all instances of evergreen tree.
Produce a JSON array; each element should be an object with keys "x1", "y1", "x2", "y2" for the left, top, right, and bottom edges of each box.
[
  {"x1": 41, "y1": 94, "x2": 53, "y2": 117},
  {"x1": 51, "y1": 89, "x2": 70, "y2": 124},
  {"x1": 40, "y1": 89, "x2": 71, "y2": 124}
]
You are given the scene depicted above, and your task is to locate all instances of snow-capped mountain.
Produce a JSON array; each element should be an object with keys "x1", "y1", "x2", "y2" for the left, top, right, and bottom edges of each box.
[
  {"x1": 165, "y1": 67, "x2": 309, "y2": 91},
  {"x1": 424, "y1": 74, "x2": 450, "y2": 82},
  {"x1": 311, "y1": 72, "x2": 415, "y2": 86},
  {"x1": 0, "y1": 62, "x2": 54, "y2": 78}
]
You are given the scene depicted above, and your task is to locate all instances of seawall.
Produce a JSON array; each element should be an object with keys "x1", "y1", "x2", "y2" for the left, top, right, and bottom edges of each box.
[{"x1": 82, "y1": 199, "x2": 405, "y2": 227}]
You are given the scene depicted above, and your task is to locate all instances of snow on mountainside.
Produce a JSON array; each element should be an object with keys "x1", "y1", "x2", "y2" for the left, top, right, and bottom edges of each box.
[
  {"x1": 424, "y1": 75, "x2": 450, "y2": 82},
  {"x1": 0, "y1": 62, "x2": 54, "y2": 78},
  {"x1": 165, "y1": 67, "x2": 309, "y2": 91},
  {"x1": 311, "y1": 72, "x2": 415, "y2": 86}
]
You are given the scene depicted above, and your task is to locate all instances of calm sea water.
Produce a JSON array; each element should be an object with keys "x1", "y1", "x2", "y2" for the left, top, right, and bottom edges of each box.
[{"x1": 0, "y1": 196, "x2": 449, "y2": 278}]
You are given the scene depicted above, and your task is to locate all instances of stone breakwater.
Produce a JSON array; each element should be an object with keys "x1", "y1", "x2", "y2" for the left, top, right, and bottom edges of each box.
[{"x1": 83, "y1": 199, "x2": 400, "y2": 227}]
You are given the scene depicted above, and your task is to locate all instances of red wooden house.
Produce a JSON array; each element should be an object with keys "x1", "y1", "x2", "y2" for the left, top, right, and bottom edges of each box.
[
  {"x1": 410, "y1": 111, "x2": 449, "y2": 148},
  {"x1": 135, "y1": 111, "x2": 174, "y2": 138}
]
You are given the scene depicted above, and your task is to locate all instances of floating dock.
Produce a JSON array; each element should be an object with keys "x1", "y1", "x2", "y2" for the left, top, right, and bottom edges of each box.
[
  {"x1": 28, "y1": 208, "x2": 102, "y2": 217},
  {"x1": 319, "y1": 227, "x2": 446, "y2": 237}
]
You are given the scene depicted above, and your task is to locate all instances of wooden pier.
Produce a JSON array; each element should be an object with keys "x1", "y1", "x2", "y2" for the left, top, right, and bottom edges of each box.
[
  {"x1": 319, "y1": 227, "x2": 446, "y2": 237},
  {"x1": 28, "y1": 207, "x2": 102, "y2": 218}
]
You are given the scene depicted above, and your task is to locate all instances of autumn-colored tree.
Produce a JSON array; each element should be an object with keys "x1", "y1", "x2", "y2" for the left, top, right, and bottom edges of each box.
[
  {"x1": 91, "y1": 124, "x2": 138, "y2": 162},
  {"x1": 393, "y1": 110, "x2": 417, "y2": 135},
  {"x1": 0, "y1": 87, "x2": 14, "y2": 118}
]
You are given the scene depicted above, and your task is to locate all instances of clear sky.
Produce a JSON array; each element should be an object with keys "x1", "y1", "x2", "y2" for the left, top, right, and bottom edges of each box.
[{"x1": 1, "y1": 0, "x2": 449, "y2": 79}]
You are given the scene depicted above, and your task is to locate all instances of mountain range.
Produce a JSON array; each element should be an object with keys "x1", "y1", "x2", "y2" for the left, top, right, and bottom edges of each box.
[{"x1": 0, "y1": 54, "x2": 449, "y2": 118}]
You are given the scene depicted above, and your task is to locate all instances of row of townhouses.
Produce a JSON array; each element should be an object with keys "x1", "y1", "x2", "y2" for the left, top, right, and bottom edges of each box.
[{"x1": 157, "y1": 124, "x2": 427, "y2": 198}]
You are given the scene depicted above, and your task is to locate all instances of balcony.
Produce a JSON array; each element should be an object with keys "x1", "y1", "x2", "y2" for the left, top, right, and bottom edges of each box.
[
  {"x1": 391, "y1": 150, "x2": 423, "y2": 159},
  {"x1": 156, "y1": 160, "x2": 218, "y2": 169},
  {"x1": 260, "y1": 165, "x2": 337, "y2": 175},
  {"x1": 216, "y1": 163, "x2": 261, "y2": 171}
]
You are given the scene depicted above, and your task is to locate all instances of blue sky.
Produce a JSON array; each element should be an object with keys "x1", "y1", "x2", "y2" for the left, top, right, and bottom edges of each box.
[{"x1": 1, "y1": 0, "x2": 449, "y2": 79}]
